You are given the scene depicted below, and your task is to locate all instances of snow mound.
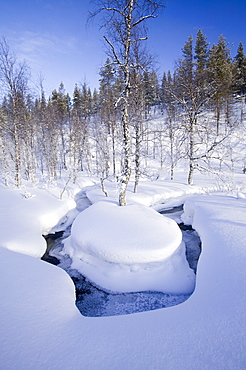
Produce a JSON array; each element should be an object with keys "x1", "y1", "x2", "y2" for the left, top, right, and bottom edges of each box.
[{"x1": 63, "y1": 202, "x2": 195, "y2": 294}]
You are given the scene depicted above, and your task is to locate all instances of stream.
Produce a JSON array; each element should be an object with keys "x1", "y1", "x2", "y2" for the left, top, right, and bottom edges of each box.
[{"x1": 42, "y1": 201, "x2": 201, "y2": 317}]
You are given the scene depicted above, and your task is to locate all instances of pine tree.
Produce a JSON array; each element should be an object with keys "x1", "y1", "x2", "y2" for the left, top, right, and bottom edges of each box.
[
  {"x1": 195, "y1": 30, "x2": 209, "y2": 70},
  {"x1": 182, "y1": 35, "x2": 193, "y2": 82},
  {"x1": 233, "y1": 42, "x2": 246, "y2": 96},
  {"x1": 91, "y1": 88, "x2": 99, "y2": 114},
  {"x1": 194, "y1": 29, "x2": 209, "y2": 86},
  {"x1": 143, "y1": 70, "x2": 160, "y2": 117},
  {"x1": 73, "y1": 84, "x2": 82, "y2": 113},
  {"x1": 99, "y1": 58, "x2": 116, "y2": 132},
  {"x1": 208, "y1": 35, "x2": 233, "y2": 133},
  {"x1": 171, "y1": 32, "x2": 222, "y2": 184}
]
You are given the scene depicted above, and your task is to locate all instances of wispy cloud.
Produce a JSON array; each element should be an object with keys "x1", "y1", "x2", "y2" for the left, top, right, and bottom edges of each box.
[
  {"x1": 0, "y1": 26, "x2": 102, "y2": 93},
  {"x1": 19, "y1": 35, "x2": 56, "y2": 55},
  {"x1": 18, "y1": 31, "x2": 75, "y2": 53},
  {"x1": 8, "y1": 31, "x2": 77, "y2": 69}
]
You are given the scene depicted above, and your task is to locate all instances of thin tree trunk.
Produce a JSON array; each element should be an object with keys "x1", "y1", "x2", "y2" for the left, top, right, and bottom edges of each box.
[
  {"x1": 188, "y1": 161, "x2": 194, "y2": 185},
  {"x1": 134, "y1": 122, "x2": 141, "y2": 193},
  {"x1": 100, "y1": 177, "x2": 108, "y2": 197},
  {"x1": 118, "y1": 0, "x2": 133, "y2": 206},
  {"x1": 216, "y1": 98, "x2": 220, "y2": 135},
  {"x1": 119, "y1": 98, "x2": 131, "y2": 205},
  {"x1": 112, "y1": 124, "x2": 116, "y2": 177},
  {"x1": 169, "y1": 122, "x2": 174, "y2": 180},
  {"x1": 14, "y1": 123, "x2": 22, "y2": 187},
  {"x1": 187, "y1": 119, "x2": 195, "y2": 185},
  {"x1": 0, "y1": 132, "x2": 9, "y2": 186}
]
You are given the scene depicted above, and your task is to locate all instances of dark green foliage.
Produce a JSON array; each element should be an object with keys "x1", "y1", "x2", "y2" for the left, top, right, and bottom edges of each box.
[{"x1": 233, "y1": 42, "x2": 246, "y2": 96}]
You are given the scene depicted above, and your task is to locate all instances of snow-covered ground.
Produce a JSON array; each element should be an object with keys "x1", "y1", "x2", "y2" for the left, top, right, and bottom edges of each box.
[{"x1": 0, "y1": 171, "x2": 246, "y2": 369}]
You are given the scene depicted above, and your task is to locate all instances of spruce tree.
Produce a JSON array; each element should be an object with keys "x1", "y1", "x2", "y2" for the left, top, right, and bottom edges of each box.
[
  {"x1": 208, "y1": 35, "x2": 232, "y2": 133},
  {"x1": 143, "y1": 70, "x2": 160, "y2": 117},
  {"x1": 171, "y1": 32, "x2": 221, "y2": 184},
  {"x1": 194, "y1": 29, "x2": 209, "y2": 86},
  {"x1": 233, "y1": 42, "x2": 246, "y2": 96}
]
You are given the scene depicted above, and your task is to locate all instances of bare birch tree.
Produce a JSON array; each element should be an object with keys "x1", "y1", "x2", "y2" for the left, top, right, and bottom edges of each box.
[
  {"x1": 0, "y1": 37, "x2": 30, "y2": 187},
  {"x1": 91, "y1": 0, "x2": 164, "y2": 205}
]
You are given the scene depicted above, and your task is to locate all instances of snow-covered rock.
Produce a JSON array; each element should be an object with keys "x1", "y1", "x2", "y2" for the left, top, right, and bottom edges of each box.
[{"x1": 63, "y1": 201, "x2": 195, "y2": 293}]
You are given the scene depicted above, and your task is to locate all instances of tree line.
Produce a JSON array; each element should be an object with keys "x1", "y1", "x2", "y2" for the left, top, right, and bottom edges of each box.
[{"x1": 0, "y1": 24, "x2": 246, "y2": 199}]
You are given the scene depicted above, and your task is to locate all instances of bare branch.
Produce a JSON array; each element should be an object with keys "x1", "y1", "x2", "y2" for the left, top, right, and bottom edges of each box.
[
  {"x1": 131, "y1": 36, "x2": 148, "y2": 45},
  {"x1": 193, "y1": 134, "x2": 230, "y2": 161},
  {"x1": 132, "y1": 14, "x2": 156, "y2": 28},
  {"x1": 103, "y1": 36, "x2": 122, "y2": 66}
]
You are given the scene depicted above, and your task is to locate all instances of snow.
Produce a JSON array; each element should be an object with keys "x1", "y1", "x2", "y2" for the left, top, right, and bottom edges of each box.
[
  {"x1": 86, "y1": 177, "x2": 211, "y2": 208},
  {"x1": 0, "y1": 176, "x2": 246, "y2": 369},
  {"x1": 0, "y1": 187, "x2": 76, "y2": 257},
  {"x1": 63, "y1": 201, "x2": 195, "y2": 293},
  {"x1": 65, "y1": 202, "x2": 183, "y2": 264}
]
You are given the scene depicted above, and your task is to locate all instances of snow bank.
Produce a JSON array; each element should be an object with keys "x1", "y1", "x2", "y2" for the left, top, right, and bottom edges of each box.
[
  {"x1": 0, "y1": 245, "x2": 82, "y2": 369},
  {"x1": 0, "y1": 187, "x2": 76, "y2": 257},
  {"x1": 86, "y1": 177, "x2": 219, "y2": 209},
  {"x1": 63, "y1": 201, "x2": 195, "y2": 293}
]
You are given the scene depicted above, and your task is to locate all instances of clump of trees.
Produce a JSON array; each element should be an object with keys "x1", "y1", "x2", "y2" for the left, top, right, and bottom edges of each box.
[
  {"x1": 0, "y1": 24, "x2": 246, "y2": 202},
  {"x1": 160, "y1": 31, "x2": 246, "y2": 184}
]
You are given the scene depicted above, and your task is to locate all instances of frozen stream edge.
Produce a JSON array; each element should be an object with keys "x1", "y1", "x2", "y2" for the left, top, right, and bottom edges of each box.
[{"x1": 43, "y1": 198, "x2": 201, "y2": 317}]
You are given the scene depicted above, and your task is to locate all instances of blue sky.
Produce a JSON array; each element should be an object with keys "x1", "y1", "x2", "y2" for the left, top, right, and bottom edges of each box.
[{"x1": 0, "y1": 0, "x2": 245, "y2": 96}]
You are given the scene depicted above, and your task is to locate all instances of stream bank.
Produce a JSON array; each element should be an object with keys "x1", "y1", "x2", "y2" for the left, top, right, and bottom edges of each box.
[{"x1": 41, "y1": 201, "x2": 201, "y2": 317}]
